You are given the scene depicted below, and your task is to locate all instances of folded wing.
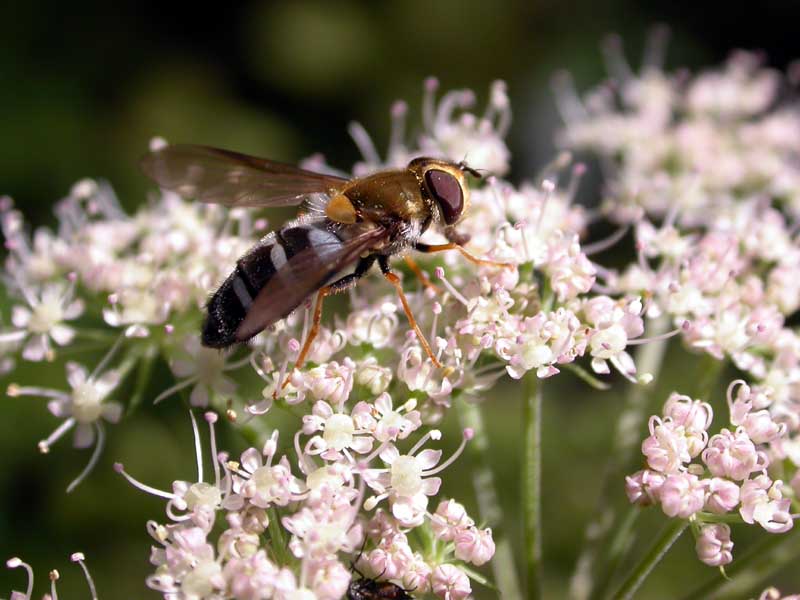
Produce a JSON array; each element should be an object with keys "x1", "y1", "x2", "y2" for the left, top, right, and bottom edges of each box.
[{"x1": 141, "y1": 144, "x2": 347, "y2": 207}]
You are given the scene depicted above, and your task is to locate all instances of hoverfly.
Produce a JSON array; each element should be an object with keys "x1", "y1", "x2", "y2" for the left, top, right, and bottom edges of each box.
[{"x1": 141, "y1": 145, "x2": 507, "y2": 386}]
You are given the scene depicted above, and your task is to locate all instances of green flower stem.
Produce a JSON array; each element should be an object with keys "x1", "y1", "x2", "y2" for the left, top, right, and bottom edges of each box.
[
  {"x1": 591, "y1": 507, "x2": 640, "y2": 600},
  {"x1": 126, "y1": 344, "x2": 157, "y2": 415},
  {"x1": 523, "y1": 373, "x2": 543, "y2": 599},
  {"x1": 681, "y1": 529, "x2": 800, "y2": 600},
  {"x1": 268, "y1": 507, "x2": 292, "y2": 566},
  {"x1": 609, "y1": 519, "x2": 689, "y2": 600},
  {"x1": 573, "y1": 315, "x2": 671, "y2": 600},
  {"x1": 457, "y1": 398, "x2": 523, "y2": 600},
  {"x1": 690, "y1": 353, "x2": 725, "y2": 402}
]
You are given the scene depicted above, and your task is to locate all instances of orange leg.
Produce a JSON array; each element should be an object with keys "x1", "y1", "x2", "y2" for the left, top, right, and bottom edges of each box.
[
  {"x1": 404, "y1": 255, "x2": 441, "y2": 294},
  {"x1": 414, "y1": 242, "x2": 514, "y2": 269},
  {"x1": 383, "y1": 271, "x2": 442, "y2": 369},
  {"x1": 276, "y1": 286, "x2": 331, "y2": 396}
]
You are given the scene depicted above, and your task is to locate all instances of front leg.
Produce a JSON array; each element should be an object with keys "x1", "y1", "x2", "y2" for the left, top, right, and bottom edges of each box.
[
  {"x1": 414, "y1": 241, "x2": 514, "y2": 269},
  {"x1": 378, "y1": 255, "x2": 442, "y2": 368}
]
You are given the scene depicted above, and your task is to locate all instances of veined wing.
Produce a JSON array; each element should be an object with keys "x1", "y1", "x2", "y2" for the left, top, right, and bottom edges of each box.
[
  {"x1": 140, "y1": 144, "x2": 347, "y2": 207},
  {"x1": 230, "y1": 224, "x2": 389, "y2": 341}
]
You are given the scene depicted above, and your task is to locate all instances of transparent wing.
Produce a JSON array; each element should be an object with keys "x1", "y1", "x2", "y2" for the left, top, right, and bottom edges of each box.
[
  {"x1": 235, "y1": 225, "x2": 389, "y2": 341},
  {"x1": 140, "y1": 144, "x2": 347, "y2": 207}
]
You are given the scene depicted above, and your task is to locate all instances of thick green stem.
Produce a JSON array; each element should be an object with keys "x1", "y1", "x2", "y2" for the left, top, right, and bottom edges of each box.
[
  {"x1": 681, "y1": 530, "x2": 800, "y2": 600},
  {"x1": 571, "y1": 315, "x2": 671, "y2": 600},
  {"x1": 610, "y1": 519, "x2": 688, "y2": 600},
  {"x1": 457, "y1": 398, "x2": 523, "y2": 600},
  {"x1": 523, "y1": 374, "x2": 543, "y2": 599}
]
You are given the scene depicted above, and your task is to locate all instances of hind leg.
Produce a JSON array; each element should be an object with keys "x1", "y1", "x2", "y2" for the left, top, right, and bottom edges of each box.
[{"x1": 277, "y1": 256, "x2": 376, "y2": 396}]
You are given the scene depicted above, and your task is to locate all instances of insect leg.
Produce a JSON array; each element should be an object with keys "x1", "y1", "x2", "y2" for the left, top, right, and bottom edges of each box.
[
  {"x1": 379, "y1": 256, "x2": 442, "y2": 369},
  {"x1": 403, "y1": 255, "x2": 441, "y2": 294},
  {"x1": 414, "y1": 241, "x2": 514, "y2": 269},
  {"x1": 277, "y1": 256, "x2": 376, "y2": 396}
]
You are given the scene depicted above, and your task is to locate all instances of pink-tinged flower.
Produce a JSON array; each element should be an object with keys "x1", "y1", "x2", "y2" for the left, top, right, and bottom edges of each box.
[
  {"x1": 45, "y1": 361, "x2": 123, "y2": 445},
  {"x1": 431, "y1": 564, "x2": 472, "y2": 600},
  {"x1": 229, "y1": 433, "x2": 304, "y2": 510},
  {"x1": 355, "y1": 357, "x2": 393, "y2": 395},
  {"x1": 661, "y1": 393, "x2": 713, "y2": 457},
  {"x1": 625, "y1": 470, "x2": 665, "y2": 506},
  {"x1": 417, "y1": 79, "x2": 511, "y2": 177},
  {"x1": 0, "y1": 281, "x2": 83, "y2": 361},
  {"x1": 302, "y1": 400, "x2": 374, "y2": 460},
  {"x1": 117, "y1": 412, "x2": 230, "y2": 529},
  {"x1": 352, "y1": 393, "x2": 421, "y2": 443},
  {"x1": 659, "y1": 472, "x2": 706, "y2": 519},
  {"x1": 402, "y1": 554, "x2": 433, "y2": 594},
  {"x1": 344, "y1": 301, "x2": 399, "y2": 349},
  {"x1": 156, "y1": 334, "x2": 246, "y2": 407},
  {"x1": 8, "y1": 360, "x2": 122, "y2": 492},
  {"x1": 146, "y1": 522, "x2": 225, "y2": 598},
  {"x1": 431, "y1": 499, "x2": 474, "y2": 541},
  {"x1": 364, "y1": 429, "x2": 473, "y2": 523},
  {"x1": 305, "y1": 558, "x2": 351, "y2": 600},
  {"x1": 739, "y1": 475, "x2": 794, "y2": 533},
  {"x1": 303, "y1": 326, "x2": 347, "y2": 365},
  {"x1": 398, "y1": 345, "x2": 454, "y2": 399},
  {"x1": 223, "y1": 549, "x2": 281, "y2": 600},
  {"x1": 454, "y1": 526, "x2": 495, "y2": 566},
  {"x1": 726, "y1": 380, "x2": 786, "y2": 445},
  {"x1": 360, "y1": 531, "x2": 415, "y2": 582},
  {"x1": 544, "y1": 232, "x2": 596, "y2": 301},
  {"x1": 758, "y1": 587, "x2": 800, "y2": 600},
  {"x1": 705, "y1": 478, "x2": 741, "y2": 514},
  {"x1": 585, "y1": 296, "x2": 644, "y2": 382},
  {"x1": 282, "y1": 492, "x2": 362, "y2": 560},
  {"x1": 300, "y1": 463, "x2": 357, "y2": 506},
  {"x1": 641, "y1": 416, "x2": 691, "y2": 474},
  {"x1": 695, "y1": 524, "x2": 734, "y2": 567},
  {"x1": 702, "y1": 428, "x2": 768, "y2": 481},
  {"x1": 217, "y1": 527, "x2": 261, "y2": 560},
  {"x1": 301, "y1": 359, "x2": 356, "y2": 407},
  {"x1": 504, "y1": 308, "x2": 585, "y2": 379},
  {"x1": 663, "y1": 393, "x2": 713, "y2": 434},
  {"x1": 686, "y1": 51, "x2": 779, "y2": 118}
]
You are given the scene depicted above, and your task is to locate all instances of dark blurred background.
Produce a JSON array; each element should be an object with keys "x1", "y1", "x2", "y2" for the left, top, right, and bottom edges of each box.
[{"x1": 3, "y1": 1, "x2": 800, "y2": 598}]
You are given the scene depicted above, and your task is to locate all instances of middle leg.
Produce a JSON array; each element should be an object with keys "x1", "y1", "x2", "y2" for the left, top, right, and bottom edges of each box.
[{"x1": 379, "y1": 255, "x2": 442, "y2": 369}]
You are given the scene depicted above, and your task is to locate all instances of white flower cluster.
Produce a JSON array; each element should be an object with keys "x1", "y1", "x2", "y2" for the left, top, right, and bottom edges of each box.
[
  {"x1": 556, "y1": 45, "x2": 800, "y2": 226},
  {"x1": 2, "y1": 79, "x2": 659, "y2": 599},
  {"x1": 557, "y1": 35, "x2": 800, "y2": 576}
]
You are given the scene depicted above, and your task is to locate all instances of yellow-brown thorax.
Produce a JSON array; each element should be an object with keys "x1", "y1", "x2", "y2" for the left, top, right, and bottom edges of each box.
[{"x1": 325, "y1": 169, "x2": 431, "y2": 227}]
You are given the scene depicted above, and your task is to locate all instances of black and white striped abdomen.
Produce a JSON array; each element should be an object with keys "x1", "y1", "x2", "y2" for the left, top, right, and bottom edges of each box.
[{"x1": 202, "y1": 219, "x2": 346, "y2": 348}]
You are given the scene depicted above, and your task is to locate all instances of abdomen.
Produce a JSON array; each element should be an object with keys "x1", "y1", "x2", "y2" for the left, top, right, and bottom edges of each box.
[{"x1": 202, "y1": 219, "x2": 343, "y2": 347}]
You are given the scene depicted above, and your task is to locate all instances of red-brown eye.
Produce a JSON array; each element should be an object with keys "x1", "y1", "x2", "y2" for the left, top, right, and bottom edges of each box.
[{"x1": 424, "y1": 169, "x2": 463, "y2": 225}]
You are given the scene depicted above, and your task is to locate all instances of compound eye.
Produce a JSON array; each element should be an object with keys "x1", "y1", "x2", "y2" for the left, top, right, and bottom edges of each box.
[{"x1": 424, "y1": 169, "x2": 463, "y2": 225}]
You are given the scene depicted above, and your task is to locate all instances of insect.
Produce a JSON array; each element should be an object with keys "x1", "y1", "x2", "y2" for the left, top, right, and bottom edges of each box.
[
  {"x1": 347, "y1": 572, "x2": 414, "y2": 600},
  {"x1": 141, "y1": 144, "x2": 508, "y2": 386},
  {"x1": 346, "y1": 547, "x2": 414, "y2": 600}
]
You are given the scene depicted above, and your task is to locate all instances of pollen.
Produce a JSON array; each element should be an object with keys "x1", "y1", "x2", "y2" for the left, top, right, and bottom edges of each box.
[{"x1": 325, "y1": 193, "x2": 358, "y2": 224}]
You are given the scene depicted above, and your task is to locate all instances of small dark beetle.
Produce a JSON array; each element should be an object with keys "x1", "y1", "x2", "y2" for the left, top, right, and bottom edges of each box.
[{"x1": 347, "y1": 574, "x2": 414, "y2": 600}]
